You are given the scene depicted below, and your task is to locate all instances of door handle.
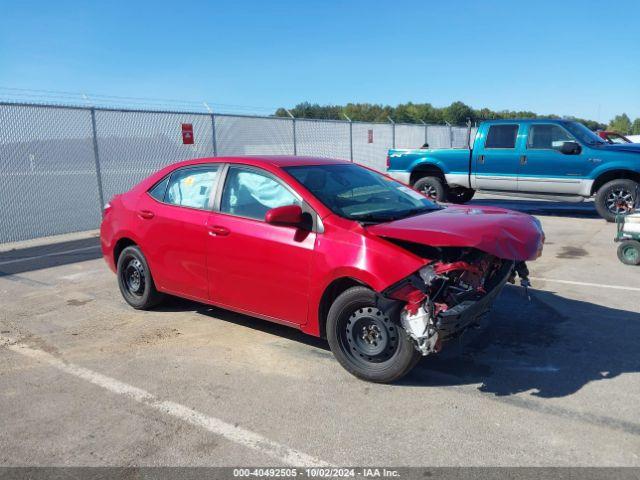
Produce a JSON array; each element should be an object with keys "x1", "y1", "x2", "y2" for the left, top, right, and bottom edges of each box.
[
  {"x1": 478, "y1": 155, "x2": 485, "y2": 165},
  {"x1": 520, "y1": 155, "x2": 527, "y2": 165},
  {"x1": 208, "y1": 225, "x2": 230, "y2": 237},
  {"x1": 138, "y1": 210, "x2": 155, "y2": 219}
]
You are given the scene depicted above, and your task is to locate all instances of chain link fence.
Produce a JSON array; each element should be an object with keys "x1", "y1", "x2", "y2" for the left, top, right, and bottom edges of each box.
[{"x1": 0, "y1": 101, "x2": 473, "y2": 243}]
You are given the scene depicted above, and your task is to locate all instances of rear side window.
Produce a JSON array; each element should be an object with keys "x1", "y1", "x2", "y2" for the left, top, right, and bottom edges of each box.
[
  {"x1": 485, "y1": 125, "x2": 519, "y2": 149},
  {"x1": 148, "y1": 176, "x2": 169, "y2": 201},
  {"x1": 165, "y1": 166, "x2": 219, "y2": 210}
]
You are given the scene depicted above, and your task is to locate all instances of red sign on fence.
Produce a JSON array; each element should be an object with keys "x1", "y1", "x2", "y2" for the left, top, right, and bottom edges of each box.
[
  {"x1": 367, "y1": 129, "x2": 374, "y2": 144},
  {"x1": 181, "y1": 123, "x2": 194, "y2": 144}
]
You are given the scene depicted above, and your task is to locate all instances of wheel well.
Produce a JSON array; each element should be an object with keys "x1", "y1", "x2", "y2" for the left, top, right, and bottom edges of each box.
[
  {"x1": 592, "y1": 170, "x2": 640, "y2": 195},
  {"x1": 113, "y1": 237, "x2": 137, "y2": 266},
  {"x1": 410, "y1": 164, "x2": 445, "y2": 186},
  {"x1": 318, "y1": 277, "x2": 367, "y2": 339}
]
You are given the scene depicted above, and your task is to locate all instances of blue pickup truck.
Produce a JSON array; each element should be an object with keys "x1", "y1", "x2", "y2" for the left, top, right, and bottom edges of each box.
[{"x1": 386, "y1": 119, "x2": 640, "y2": 221}]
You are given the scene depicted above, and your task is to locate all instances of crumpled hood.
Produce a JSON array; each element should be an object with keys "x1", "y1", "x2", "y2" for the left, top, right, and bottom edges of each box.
[{"x1": 366, "y1": 205, "x2": 544, "y2": 261}]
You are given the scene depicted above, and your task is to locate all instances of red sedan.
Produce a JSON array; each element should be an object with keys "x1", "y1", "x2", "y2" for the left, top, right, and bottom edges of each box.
[{"x1": 101, "y1": 156, "x2": 544, "y2": 383}]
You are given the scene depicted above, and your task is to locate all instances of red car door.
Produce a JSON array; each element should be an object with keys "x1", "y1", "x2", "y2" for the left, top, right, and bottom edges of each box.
[
  {"x1": 206, "y1": 165, "x2": 316, "y2": 325},
  {"x1": 139, "y1": 165, "x2": 221, "y2": 301}
]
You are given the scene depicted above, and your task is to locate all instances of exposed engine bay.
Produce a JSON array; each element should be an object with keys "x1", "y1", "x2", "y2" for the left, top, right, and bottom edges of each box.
[{"x1": 379, "y1": 241, "x2": 519, "y2": 356}]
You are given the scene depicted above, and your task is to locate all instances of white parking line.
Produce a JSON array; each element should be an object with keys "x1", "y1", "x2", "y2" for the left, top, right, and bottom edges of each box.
[
  {"x1": 0, "y1": 245, "x2": 101, "y2": 266},
  {"x1": 2, "y1": 338, "x2": 330, "y2": 467},
  {"x1": 531, "y1": 277, "x2": 640, "y2": 292}
]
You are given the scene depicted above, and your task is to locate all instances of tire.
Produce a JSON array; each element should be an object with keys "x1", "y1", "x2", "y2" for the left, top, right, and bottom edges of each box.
[
  {"x1": 116, "y1": 245, "x2": 164, "y2": 309},
  {"x1": 326, "y1": 286, "x2": 421, "y2": 383},
  {"x1": 595, "y1": 179, "x2": 638, "y2": 222},
  {"x1": 412, "y1": 176, "x2": 447, "y2": 202},
  {"x1": 447, "y1": 187, "x2": 475, "y2": 204},
  {"x1": 617, "y1": 240, "x2": 640, "y2": 266}
]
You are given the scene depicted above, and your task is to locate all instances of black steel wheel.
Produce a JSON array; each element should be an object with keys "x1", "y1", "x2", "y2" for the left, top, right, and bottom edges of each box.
[
  {"x1": 123, "y1": 258, "x2": 145, "y2": 297},
  {"x1": 116, "y1": 245, "x2": 164, "y2": 309},
  {"x1": 595, "y1": 179, "x2": 638, "y2": 222},
  {"x1": 326, "y1": 286, "x2": 421, "y2": 383},
  {"x1": 344, "y1": 306, "x2": 398, "y2": 365}
]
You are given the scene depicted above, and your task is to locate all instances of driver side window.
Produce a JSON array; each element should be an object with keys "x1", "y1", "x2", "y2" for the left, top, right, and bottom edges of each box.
[
  {"x1": 527, "y1": 124, "x2": 575, "y2": 151},
  {"x1": 220, "y1": 166, "x2": 300, "y2": 221}
]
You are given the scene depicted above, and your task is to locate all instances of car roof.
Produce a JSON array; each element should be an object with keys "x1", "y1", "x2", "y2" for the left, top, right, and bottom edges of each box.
[{"x1": 174, "y1": 155, "x2": 352, "y2": 169}]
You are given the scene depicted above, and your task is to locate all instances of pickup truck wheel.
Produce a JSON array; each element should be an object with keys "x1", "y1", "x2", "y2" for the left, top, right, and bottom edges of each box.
[
  {"x1": 595, "y1": 179, "x2": 638, "y2": 222},
  {"x1": 326, "y1": 286, "x2": 421, "y2": 383},
  {"x1": 447, "y1": 187, "x2": 475, "y2": 204},
  {"x1": 413, "y1": 176, "x2": 447, "y2": 202},
  {"x1": 117, "y1": 246, "x2": 164, "y2": 310}
]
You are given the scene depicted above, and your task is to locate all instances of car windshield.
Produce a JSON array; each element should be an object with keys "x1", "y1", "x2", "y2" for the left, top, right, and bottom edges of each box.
[
  {"x1": 284, "y1": 163, "x2": 440, "y2": 223},
  {"x1": 607, "y1": 133, "x2": 630, "y2": 144},
  {"x1": 562, "y1": 121, "x2": 606, "y2": 146}
]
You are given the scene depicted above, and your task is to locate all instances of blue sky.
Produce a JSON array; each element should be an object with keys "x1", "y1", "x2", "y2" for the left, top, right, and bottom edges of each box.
[{"x1": 1, "y1": 0, "x2": 638, "y2": 121}]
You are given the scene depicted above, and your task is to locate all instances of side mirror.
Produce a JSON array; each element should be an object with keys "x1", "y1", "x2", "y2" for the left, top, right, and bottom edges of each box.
[
  {"x1": 560, "y1": 141, "x2": 581, "y2": 155},
  {"x1": 265, "y1": 205, "x2": 303, "y2": 227}
]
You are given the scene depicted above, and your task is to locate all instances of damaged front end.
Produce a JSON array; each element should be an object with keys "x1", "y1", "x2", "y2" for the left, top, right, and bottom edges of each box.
[{"x1": 380, "y1": 247, "x2": 514, "y2": 356}]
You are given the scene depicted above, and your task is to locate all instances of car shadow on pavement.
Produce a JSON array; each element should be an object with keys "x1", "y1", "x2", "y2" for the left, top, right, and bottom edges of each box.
[
  {"x1": 159, "y1": 285, "x2": 638, "y2": 399},
  {"x1": 469, "y1": 198, "x2": 600, "y2": 219},
  {"x1": 402, "y1": 286, "x2": 640, "y2": 398},
  {"x1": 156, "y1": 296, "x2": 330, "y2": 352}
]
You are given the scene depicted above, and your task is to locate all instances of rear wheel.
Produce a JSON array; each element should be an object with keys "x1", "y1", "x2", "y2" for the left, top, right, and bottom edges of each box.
[
  {"x1": 447, "y1": 187, "x2": 475, "y2": 204},
  {"x1": 413, "y1": 176, "x2": 447, "y2": 202},
  {"x1": 595, "y1": 179, "x2": 638, "y2": 222},
  {"x1": 617, "y1": 240, "x2": 640, "y2": 266},
  {"x1": 326, "y1": 286, "x2": 421, "y2": 383},
  {"x1": 117, "y1": 245, "x2": 164, "y2": 309}
]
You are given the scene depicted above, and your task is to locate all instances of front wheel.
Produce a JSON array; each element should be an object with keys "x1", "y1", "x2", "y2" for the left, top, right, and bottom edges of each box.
[
  {"x1": 412, "y1": 176, "x2": 447, "y2": 202},
  {"x1": 617, "y1": 240, "x2": 640, "y2": 266},
  {"x1": 595, "y1": 179, "x2": 638, "y2": 222},
  {"x1": 326, "y1": 286, "x2": 421, "y2": 383}
]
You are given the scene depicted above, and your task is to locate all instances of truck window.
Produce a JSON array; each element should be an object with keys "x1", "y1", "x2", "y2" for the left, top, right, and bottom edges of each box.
[
  {"x1": 484, "y1": 125, "x2": 519, "y2": 149},
  {"x1": 527, "y1": 124, "x2": 574, "y2": 151}
]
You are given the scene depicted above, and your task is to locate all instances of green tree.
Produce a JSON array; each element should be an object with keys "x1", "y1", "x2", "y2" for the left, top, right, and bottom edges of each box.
[
  {"x1": 608, "y1": 113, "x2": 632, "y2": 134},
  {"x1": 274, "y1": 101, "x2": 604, "y2": 129},
  {"x1": 414, "y1": 103, "x2": 443, "y2": 124},
  {"x1": 442, "y1": 101, "x2": 474, "y2": 125},
  {"x1": 632, "y1": 118, "x2": 640, "y2": 135},
  {"x1": 390, "y1": 103, "x2": 413, "y2": 123}
]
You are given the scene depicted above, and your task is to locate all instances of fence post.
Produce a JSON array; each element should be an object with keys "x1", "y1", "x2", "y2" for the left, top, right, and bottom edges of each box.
[
  {"x1": 466, "y1": 119, "x2": 472, "y2": 149},
  {"x1": 446, "y1": 122, "x2": 453, "y2": 147},
  {"x1": 343, "y1": 114, "x2": 353, "y2": 162},
  {"x1": 211, "y1": 113, "x2": 218, "y2": 156},
  {"x1": 286, "y1": 109, "x2": 297, "y2": 155},
  {"x1": 204, "y1": 102, "x2": 217, "y2": 157},
  {"x1": 388, "y1": 116, "x2": 395, "y2": 149},
  {"x1": 420, "y1": 119, "x2": 427, "y2": 146},
  {"x1": 89, "y1": 108, "x2": 106, "y2": 213}
]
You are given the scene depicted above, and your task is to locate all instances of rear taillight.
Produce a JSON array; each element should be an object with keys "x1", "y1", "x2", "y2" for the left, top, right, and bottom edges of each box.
[{"x1": 386, "y1": 155, "x2": 391, "y2": 169}]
